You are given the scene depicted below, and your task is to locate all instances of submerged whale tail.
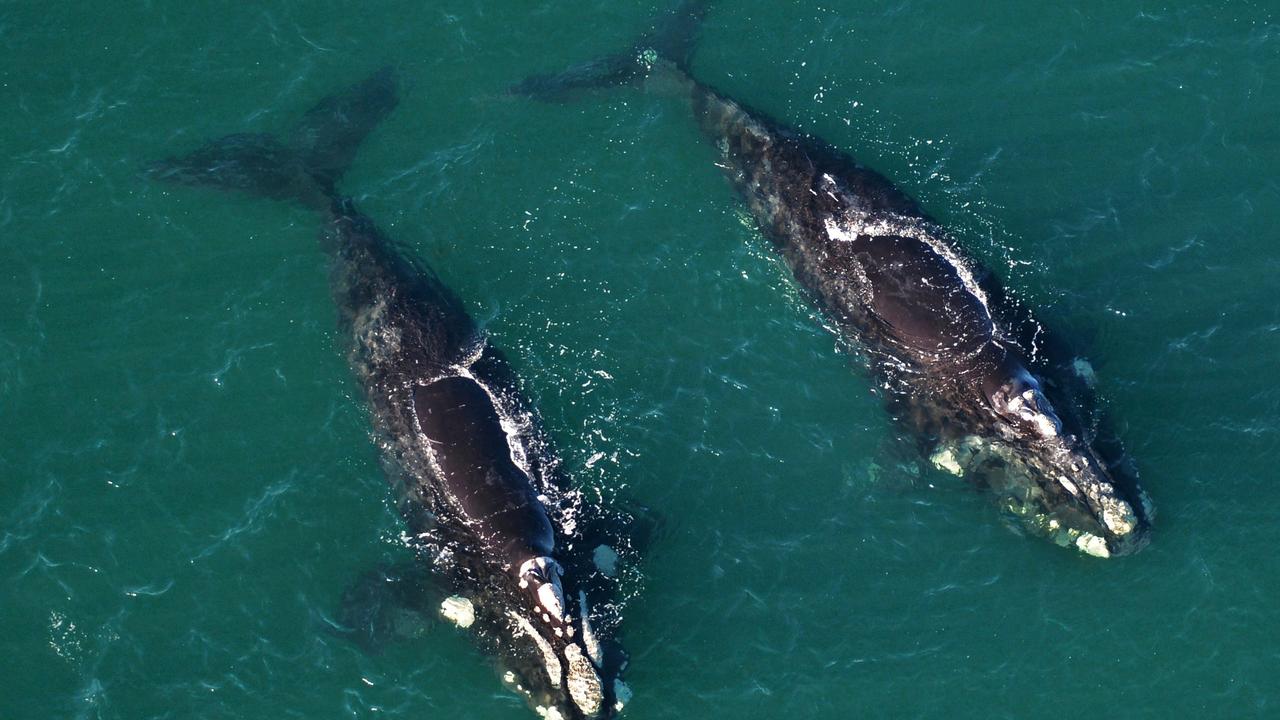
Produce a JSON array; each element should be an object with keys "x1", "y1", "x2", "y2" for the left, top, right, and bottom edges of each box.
[
  {"x1": 509, "y1": 1, "x2": 711, "y2": 101},
  {"x1": 146, "y1": 66, "x2": 399, "y2": 208}
]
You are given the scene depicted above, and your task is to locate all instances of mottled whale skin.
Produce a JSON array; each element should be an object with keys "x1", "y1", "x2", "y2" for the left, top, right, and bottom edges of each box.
[
  {"x1": 150, "y1": 69, "x2": 630, "y2": 719},
  {"x1": 516, "y1": 3, "x2": 1152, "y2": 557},
  {"x1": 685, "y1": 77, "x2": 1151, "y2": 556},
  {"x1": 325, "y1": 198, "x2": 628, "y2": 719}
]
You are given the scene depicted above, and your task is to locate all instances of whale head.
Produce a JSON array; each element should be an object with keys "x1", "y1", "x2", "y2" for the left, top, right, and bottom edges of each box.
[
  {"x1": 933, "y1": 361, "x2": 1153, "y2": 557},
  {"x1": 519, "y1": 556, "x2": 568, "y2": 623},
  {"x1": 471, "y1": 556, "x2": 627, "y2": 719}
]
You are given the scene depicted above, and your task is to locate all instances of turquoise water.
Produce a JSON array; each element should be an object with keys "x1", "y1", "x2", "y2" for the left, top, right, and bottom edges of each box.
[{"x1": 4, "y1": 2, "x2": 1279, "y2": 718}]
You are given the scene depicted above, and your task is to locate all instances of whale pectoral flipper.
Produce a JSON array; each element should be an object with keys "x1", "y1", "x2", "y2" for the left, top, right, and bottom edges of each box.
[
  {"x1": 291, "y1": 65, "x2": 399, "y2": 189},
  {"x1": 413, "y1": 377, "x2": 555, "y2": 560},
  {"x1": 329, "y1": 560, "x2": 446, "y2": 654}
]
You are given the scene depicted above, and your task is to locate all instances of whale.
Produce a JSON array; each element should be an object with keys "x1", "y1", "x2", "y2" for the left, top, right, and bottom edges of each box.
[
  {"x1": 514, "y1": 2, "x2": 1153, "y2": 557},
  {"x1": 149, "y1": 69, "x2": 632, "y2": 718}
]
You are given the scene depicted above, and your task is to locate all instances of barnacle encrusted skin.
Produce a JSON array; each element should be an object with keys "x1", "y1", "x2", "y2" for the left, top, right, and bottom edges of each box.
[
  {"x1": 564, "y1": 642, "x2": 604, "y2": 717},
  {"x1": 509, "y1": 612, "x2": 562, "y2": 689},
  {"x1": 439, "y1": 595, "x2": 475, "y2": 628}
]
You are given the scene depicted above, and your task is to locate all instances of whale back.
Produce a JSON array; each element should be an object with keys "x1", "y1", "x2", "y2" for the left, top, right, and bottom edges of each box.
[
  {"x1": 413, "y1": 376, "x2": 556, "y2": 565},
  {"x1": 844, "y1": 234, "x2": 994, "y2": 364}
]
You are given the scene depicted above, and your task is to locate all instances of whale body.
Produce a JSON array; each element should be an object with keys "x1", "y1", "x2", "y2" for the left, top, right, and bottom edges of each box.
[
  {"x1": 515, "y1": 2, "x2": 1153, "y2": 556},
  {"x1": 150, "y1": 69, "x2": 631, "y2": 718}
]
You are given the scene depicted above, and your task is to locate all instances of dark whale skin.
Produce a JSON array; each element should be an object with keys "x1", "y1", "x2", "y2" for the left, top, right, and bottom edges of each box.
[
  {"x1": 512, "y1": 1, "x2": 1153, "y2": 556},
  {"x1": 149, "y1": 69, "x2": 631, "y2": 719}
]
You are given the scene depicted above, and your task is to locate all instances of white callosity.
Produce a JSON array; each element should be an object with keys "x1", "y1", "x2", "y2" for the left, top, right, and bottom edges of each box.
[
  {"x1": 1099, "y1": 497, "x2": 1137, "y2": 537},
  {"x1": 534, "y1": 706, "x2": 565, "y2": 720},
  {"x1": 930, "y1": 435, "x2": 999, "y2": 477},
  {"x1": 538, "y1": 583, "x2": 565, "y2": 623},
  {"x1": 563, "y1": 642, "x2": 604, "y2": 718},
  {"x1": 1006, "y1": 388, "x2": 1062, "y2": 439},
  {"x1": 577, "y1": 590, "x2": 604, "y2": 668},
  {"x1": 509, "y1": 612, "x2": 562, "y2": 689},
  {"x1": 439, "y1": 595, "x2": 475, "y2": 629},
  {"x1": 1041, "y1": 440, "x2": 1137, "y2": 539},
  {"x1": 930, "y1": 445, "x2": 966, "y2": 476},
  {"x1": 1057, "y1": 475, "x2": 1080, "y2": 498},
  {"x1": 1076, "y1": 533, "x2": 1111, "y2": 558},
  {"x1": 930, "y1": 435, "x2": 1134, "y2": 557},
  {"x1": 519, "y1": 556, "x2": 566, "y2": 623}
]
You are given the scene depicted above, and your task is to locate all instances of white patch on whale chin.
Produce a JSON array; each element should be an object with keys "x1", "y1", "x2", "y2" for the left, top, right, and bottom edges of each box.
[
  {"x1": 538, "y1": 583, "x2": 565, "y2": 622},
  {"x1": 929, "y1": 446, "x2": 965, "y2": 476},
  {"x1": 1099, "y1": 498, "x2": 1138, "y2": 537},
  {"x1": 1031, "y1": 412, "x2": 1060, "y2": 439},
  {"x1": 534, "y1": 706, "x2": 565, "y2": 720},
  {"x1": 1056, "y1": 475, "x2": 1080, "y2": 498},
  {"x1": 1005, "y1": 390, "x2": 1061, "y2": 439},
  {"x1": 1075, "y1": 533, "x2": 1111, "y2": 558},
  {"x1": 439, "y1": 595, "x2": 475, "y2": 628}
]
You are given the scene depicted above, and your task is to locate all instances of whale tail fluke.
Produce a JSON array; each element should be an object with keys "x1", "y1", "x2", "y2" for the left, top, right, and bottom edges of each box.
[
  {"x1": 290, "y1": 65, "x2": 399, "y2": 190},
  {"x1": 144, "y1": 132, "x2": 330, "y2": 208},
  {"x1": 146, "y1": 66, "x2": 399, "y2": 208},
  {"x1": 508, "y1": 0, "x2": 711, "y2": 101},
  {"x1": 647, "y1": 0, "x2": 713, "y2": 72}
]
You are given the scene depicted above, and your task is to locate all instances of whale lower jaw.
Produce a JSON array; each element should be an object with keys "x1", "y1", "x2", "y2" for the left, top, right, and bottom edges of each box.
[
  {"x1": 930, "y1": 435, "x2": 1148, "y2": 558},
  {"x1": 503, "y1": 603, "x2": 612, "y2": 719}
]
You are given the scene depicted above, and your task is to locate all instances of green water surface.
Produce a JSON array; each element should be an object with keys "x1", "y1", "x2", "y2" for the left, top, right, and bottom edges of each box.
[{"x1": 3, "y1": 2, "x2": 1279, "y2": 718}]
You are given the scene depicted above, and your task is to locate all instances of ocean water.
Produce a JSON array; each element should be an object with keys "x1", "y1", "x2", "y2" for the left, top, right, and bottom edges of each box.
[{"x1": 3, "y1": 2, "x2": 1279, "y2": 718}]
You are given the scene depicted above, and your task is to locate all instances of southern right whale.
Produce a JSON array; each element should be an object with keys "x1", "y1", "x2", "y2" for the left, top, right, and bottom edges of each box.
[
  {"x1": 514, "y1": 2, "x2": 1153, "y2": 557},
  {"x1": 148, "y1": 69, "x2": 632, "y2": 718}
]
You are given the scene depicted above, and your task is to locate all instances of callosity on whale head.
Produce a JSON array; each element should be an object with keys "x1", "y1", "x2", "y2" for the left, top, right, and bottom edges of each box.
[
  {"x1": 932, "y1": 356, "x2": 1152, "y2": 557},
  {"x1": 520, "y1": 556, "x2": 567, "y2": 622},
  {"x1": 511, "y1": 0, "x2": 1155, "y2": 558},
  {"x1": 470, "y1": 565, "x2": 628, "y2": 720},
  {"x1": 430, "y1": 538, "x2": 631, "y2": 719}
]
